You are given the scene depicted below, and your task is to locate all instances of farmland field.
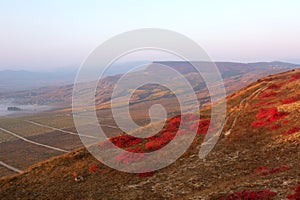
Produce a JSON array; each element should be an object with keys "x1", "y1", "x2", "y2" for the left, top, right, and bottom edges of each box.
[{"x1": 0, "y1": 110, "x2": 130, "y2": 178}]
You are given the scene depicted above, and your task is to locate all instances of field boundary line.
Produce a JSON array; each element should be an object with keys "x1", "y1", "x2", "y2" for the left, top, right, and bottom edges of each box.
[
  {"x1": 0, "y1": 161, "x2": 23, "y2": 174},
  {"x1": 25, "y1": 120, "x2": 99, "y2": 139},
  {"x1": 0, "y1": 127, "x2": 69, "y2": 153}
]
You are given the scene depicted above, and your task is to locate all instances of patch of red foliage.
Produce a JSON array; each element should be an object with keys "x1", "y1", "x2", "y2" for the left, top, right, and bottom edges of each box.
[
  {"x1": 145, "y1": 132, "x2": 176, "y2": 151},
  {"x1": 289, "y1": 73, "x2": 300, "y2": 82},
  {"x1": 281, "y1": 98, "x2": 297, "y2": 104},
  {"x1": 281, "y1": 95, "x2": 300, "y2": 104},
  {"x1": 115, "y1": 151, "x2": 145, "y2": 164},
  {"x1": 126, "y1": 146, "x2": 145, "y2": 153},
  {"x1": 267, "y1": 83, "x2": 284, "y2": 90},
  {"x1": 220, "y1": 190, "x2": 277, "y2": 200},
  {"x1": 88, "y1": 164, "x2": 100, "y2": 173},
  {"x1": 253, "y1": 165, "x2": 290, "y2": 176},
  {"x1": 144, "y1": 114, "x2": 210, "y2": 151},
  {"x1": 137, "y1": 170, "x2": 155, "y2": 177},
  {"x1": 98, "y1": 134, "x2": 144, "y2": 149},
  {"x1": 261, "y1": 91, "x2": 278, "y2": 98},
  {"x1": 165, "y1": 115, "x2": 181, "y2": 132},
  {"x1": 251, "y1": 107, "x2": 289, "y2": 127},
  {"x1": 282, "y1": 120, "x2": 290, "y2": 124},
  {"x1": 283, "y1": 127, "x2": 300, "y2": 136},
  {"x1": 188, "y1": 119, "x2": 210, "y2": 134},
  {"x1": 109, "y1": 134, "x2": 143, "y2": 149},
  {"x1": 270, "y1": 124, "x2": 281, "y2": 130},
  {"x1": 287, "y1": 182, "x2": 300, "y2": 199}
]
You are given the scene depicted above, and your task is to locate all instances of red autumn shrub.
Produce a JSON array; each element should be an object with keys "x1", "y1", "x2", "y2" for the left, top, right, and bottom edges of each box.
[
  {"x1": 289, "y1": 73, "x2": 300, "y2": 82},
  {"x1": 197, "y1": 119, "x2": 210, "y2": 134},
  {"x1": 254, "y1": 165, "x2": 290, "y2": 176},
  {"x1": 145, "y1": 137, "x2": 169, "y2": 151},
  {"x1": 282, "y1": 120, "x2": 290, "y2": 124},
  {"x1": 115, "y1": 151, "x2": 145, "y2": 164},
  {"x1": 281, "y1": 95, "x2": 300, "y2": 104},
  {"x1": 220, "y1": 190, "x2": 277, "y2": 200},
  {"x1": 126, "y1": 146, "x2": 145, "y2": 153},
  {"x1": 268, "y1": 165, "x2": 290, "y2": 174},
  {"x1": 261, "y1": 91, "x2": 277, "y2": 98},
  {"x1": 251, "y1": 107, "x2": 288, "y2": 127},
  {"x1": 189, "y1": 119, "x2": 210, "y2": 134},
  {"x1": 161, "y1": 131, "x2": 176, "y2": 141},
  {"x1": 270, "y1": 124, "x2": 281, "y2": 130},
  {"x1": 144, "y1": 130, "x2": 177, "y2": 151},
  {"x1": 88, "y1": 164, "x2": 100, "y2": 173},
  {"x1": 267, "y1": 84, "x2": 282, "y2": 90},
  {"x1": 138, "y1": 170, "x2": 155, "y2": 177},
  {"x1": 166, "y1": 115, "x2": 181, "y2": 129},
  {"x1": 287, "y1": 182, "x2": 300, "y2": 199},
  {"x1": 251, "y1": 120, "x2": 270, "y2": 127},
  {"x1": 281, "y1": 97, "x2": 297, "y2": 104},
  {"x1": 109, "y1": 134, "x2": 143, "y2": 149},
  {"x1": 283, "y1": 127, "x2": 300, "y2": 136}
]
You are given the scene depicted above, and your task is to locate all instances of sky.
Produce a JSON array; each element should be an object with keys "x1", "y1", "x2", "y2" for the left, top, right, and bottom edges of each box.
[{"x1": 1, "y1": 0, "x2": 300, "y2": 71}]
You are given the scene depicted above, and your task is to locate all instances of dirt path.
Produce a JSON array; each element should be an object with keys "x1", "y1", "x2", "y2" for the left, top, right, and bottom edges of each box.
[
  {"x1": 0, "y1": 127, "x2": 69, "y2": 153},
  {"x1": 225, "y1": 86, "x2": 266, "y2": 135},
  {"x1": 0, "y1": 161, "x2": 22, "y2": 174}
]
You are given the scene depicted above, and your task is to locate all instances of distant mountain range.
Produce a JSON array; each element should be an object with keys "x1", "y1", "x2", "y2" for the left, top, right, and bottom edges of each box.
[
  {"x1": 0, "y1": 61, "x2": 153, "y2": 92},
  {"x1": 0, "y1": 69, "x2": 77, "y2": 92},
  {"x1": 1, "y1": 61, "x2": 299, "y2": 110}
]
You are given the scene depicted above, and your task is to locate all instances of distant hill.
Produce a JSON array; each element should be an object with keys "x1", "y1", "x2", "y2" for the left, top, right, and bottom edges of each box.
[
  {"x1": 0, "y1": 61, "x2": 150, "y2": 93},
  {"x1": 0, "y1": 69, "x2": 77, "y2": 92},
  {"x1": 2, "y1": 61, "x2": 299, "y2": 107}
]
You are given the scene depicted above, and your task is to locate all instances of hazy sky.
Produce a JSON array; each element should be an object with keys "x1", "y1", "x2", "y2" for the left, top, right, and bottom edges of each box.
[{"x1": 1, "y1": 0, "x2": 300, "y2": 71}]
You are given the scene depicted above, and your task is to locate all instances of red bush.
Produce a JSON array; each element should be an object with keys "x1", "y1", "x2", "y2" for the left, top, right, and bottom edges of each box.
[
  {"x1": 165, "y1": 115, "x2": 181, "y2": 131},
  {"x1": 251, "y1": 107, "x2": 288, "y2": 127},
  {"x1": 126, "y1": 146, "x2": 145, "y2": 153},
  {"x1": 267, "y1": 83, "x2": 284, "y2": 90},
  {"x1": 88, "y1": 164, "x2": 100, "y2": 173},
  {"x1": 220, "y1": 190, "x2": 277, "y2": 200},
  {"x1": 254, "y1": 165, "x2": 290, "y2": 176},
  {"x1": 189, "y1": 119, "x2": 210, "y2": 134},
  {"x1": 261, "y1": 91, "x2": 277, "y2": 98},
  {"x1": 109, "y1": 134, "x2": 143, "y2": 149},
  {"x1": 282, "y1": 120, "x2": 290, "y2": 124},
  {"x1": 251, "y1": 120, "x2": 270, "y2": 127},
  {"x1": 270, "y1": 124, "x2": 281, "y2": 130},
  {"x1": 287, "y1": 182, "x2": 300, "y2": 199},
  {"x1": 281, "y1": 98, "x2": 296, "y2": 104},
  {"x1": 145, "y1": 136, "x2": 169, "y2": 151},
  {"x1": 283, "y1": 127, "x2": 300, "y2": 136},
  {"x1": 281, "y1": 95, "x2": 300, "y2": 104},
  {"x1": 137, "y1": 170, "x2": 155, "y2": 177},
  {"x1": 115, "y1": 151, "x2": 145, "y2": 164},
  {"x1": 289, "y1": 73, "x2": 300, "y2": 82}
]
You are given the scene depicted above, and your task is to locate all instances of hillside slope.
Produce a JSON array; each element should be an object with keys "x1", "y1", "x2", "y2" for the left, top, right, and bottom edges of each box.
[{"x1": 0, "y1": 69, "x2": 299, "y2": 200}]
